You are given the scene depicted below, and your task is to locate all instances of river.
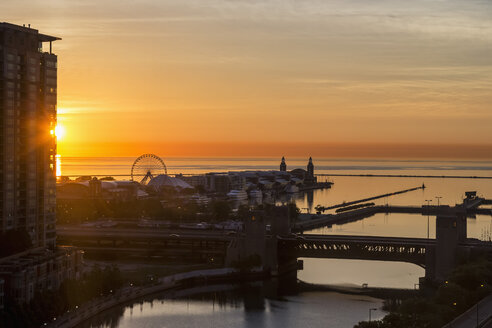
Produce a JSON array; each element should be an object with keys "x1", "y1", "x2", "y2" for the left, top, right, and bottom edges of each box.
[{"x1": 63, "y1": 157, "x2": 492, "y2": 327}]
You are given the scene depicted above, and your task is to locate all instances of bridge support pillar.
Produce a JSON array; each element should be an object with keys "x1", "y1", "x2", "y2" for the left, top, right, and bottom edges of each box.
[
  {"x1": 225, "y1": 215, "x2": 279, "y2": 274},
  {"x1": 424, "y1": 246, "x2": 436, "y2": 282},
  {"x1": 225, "y1": 207, "x2": 293, "y2": 275},
  {"x1": 433, "y1": 214, "x2": 467, "y2": 282}
]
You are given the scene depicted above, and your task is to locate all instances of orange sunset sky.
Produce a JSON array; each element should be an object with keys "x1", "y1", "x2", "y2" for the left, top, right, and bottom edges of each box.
[{"x1": 3, "y1": 0, "x2": 492, "y2": 158}]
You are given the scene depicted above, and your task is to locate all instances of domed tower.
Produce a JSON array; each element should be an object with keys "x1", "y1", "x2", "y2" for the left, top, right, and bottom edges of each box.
[
  {"x1": 280, "y1": 156, "x2": 287, "y2": 171},
  {"x1": 307, "y1": 157, "x2": 314, "y2": 177}
]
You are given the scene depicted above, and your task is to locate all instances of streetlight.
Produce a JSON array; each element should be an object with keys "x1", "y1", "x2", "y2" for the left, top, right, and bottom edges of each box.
[
  {"x1": 425, "y1": 199, "x2": 432, "y2": 239},
  {"x1": 369, "y1": 308, "x2": 377, "y2": 322},
  {"x1": 435, "y1": 196, "x2": 442, "y2": 207}
]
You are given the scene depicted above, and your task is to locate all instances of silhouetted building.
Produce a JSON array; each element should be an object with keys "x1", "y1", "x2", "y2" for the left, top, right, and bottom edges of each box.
[
  {"x1": 303, "y1": 157, "x2": 316, "y2": 184},
  {"x1": 0, "y1": 23, "x2": 83, "y2": 307},
  {"x1": 0, "y1": 23, "x2": 60, "y2": 249},
  {"x1": 89, "y1": 177, "x2": 102, "y2": 198},
  {"x1": 280, "y1": 157, "x2": 286, "y2": 171},
  {"x1": 0, "y1": 247, "x2": 83, "y2": 304},
  {"x1": 205, "y1": 173, "x2": 231, "y2": 193},
  {"x1": 205, "y1": 173, "x2": 246, "y2": 193},
  {"x1": 307, "y1": 157, "x2": 314, "y2": 177},
  {"x1": 57, "y1": 179, "x2": 142, "y2": 201},
  {"x1": 178, "y1": 174, "x2": 207, "y2": 190}
]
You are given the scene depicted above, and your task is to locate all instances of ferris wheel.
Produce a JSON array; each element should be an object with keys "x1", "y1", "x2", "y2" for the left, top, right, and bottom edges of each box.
[{"x1": 131, "y1": 154, "x2": 167, "y2": 185}]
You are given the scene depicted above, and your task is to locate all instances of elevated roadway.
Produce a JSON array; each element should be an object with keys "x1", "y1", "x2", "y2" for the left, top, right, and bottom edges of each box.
[
  {"x1": 57, "y1": 226, "x2": 234, "y2": 263},
  {"x1": 57, "y1": 226, "x2": 234, "y2": 241}
]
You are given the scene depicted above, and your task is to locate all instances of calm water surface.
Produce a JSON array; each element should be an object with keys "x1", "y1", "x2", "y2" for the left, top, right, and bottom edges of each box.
[
  {"x1": 58, "y1": 156, "x2": 492, "y2": 178},
  {"x1": 80, "y1": 285, "x2": 385, "y2": 328},
  {"x1": 64, "y1": 157, "x2": 492, "y2": 327}
]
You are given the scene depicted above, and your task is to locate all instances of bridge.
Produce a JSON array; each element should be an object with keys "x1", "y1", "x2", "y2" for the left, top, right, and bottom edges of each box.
[
  {"x1": 278, "y1": 234, "x2": 432, "y2": 267},
  {"x1": 57, "y1": 226, "x2": 233, "y2": 263},
  {"x1": 235, "y1": 197, "x2": 492, "y2": 283},
  {"x1": 57, "y1": 193, "x2": 492, "y2": 283},
  {"x1": 275, "y1": 232, "x2": 492, "y2": 281},
  {"x1": 58, "y1": 226, "x2": 434, "y2": 269}
]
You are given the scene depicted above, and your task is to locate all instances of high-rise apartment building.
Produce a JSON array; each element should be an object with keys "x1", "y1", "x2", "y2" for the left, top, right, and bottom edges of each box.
[
  {"x1": 0, "y1": 22, "x2": 59, "y2": 249},
  {"x1": 0, "y1": 23, "x2": 82, "y2": 308}
]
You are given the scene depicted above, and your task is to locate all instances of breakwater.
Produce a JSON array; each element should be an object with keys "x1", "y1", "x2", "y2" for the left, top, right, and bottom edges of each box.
[{"x1": 315, "y1": 185, "x2": 425, "y2": 212}]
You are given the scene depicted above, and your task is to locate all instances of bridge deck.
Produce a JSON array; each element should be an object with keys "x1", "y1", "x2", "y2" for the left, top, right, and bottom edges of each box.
[
  {"x1": 278, "y1": 234, "x2": 435, "y2": 267},
  {"x1": 279, "y1": 234, "x2": 435, "y2": 246},
  {"x1": 57, "y1": 227, "x2": 233, "y2": 242}
]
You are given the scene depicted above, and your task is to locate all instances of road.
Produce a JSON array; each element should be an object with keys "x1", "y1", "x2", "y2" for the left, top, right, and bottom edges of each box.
[
  {"x1": 57, "y1": 225, "x2": 235, "y2": 241},
  {"x1": 443, "y1": 294, "x2": 492, "y2": 328}
]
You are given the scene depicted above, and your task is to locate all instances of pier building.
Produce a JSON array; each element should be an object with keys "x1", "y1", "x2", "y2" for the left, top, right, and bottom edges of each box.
[{"x1": 280, "y1": 157, "x2": 287, "y2": 171}]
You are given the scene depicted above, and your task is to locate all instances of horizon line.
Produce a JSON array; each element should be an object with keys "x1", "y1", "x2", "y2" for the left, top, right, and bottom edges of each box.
[{"x1": 58, "y1": 141, "x2": 492, "y2": 160}]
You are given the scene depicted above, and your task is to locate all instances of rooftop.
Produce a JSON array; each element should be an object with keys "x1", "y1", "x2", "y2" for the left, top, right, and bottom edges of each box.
[{"x1": 0, "y1": 22, "x2": 61, "y2": 42}]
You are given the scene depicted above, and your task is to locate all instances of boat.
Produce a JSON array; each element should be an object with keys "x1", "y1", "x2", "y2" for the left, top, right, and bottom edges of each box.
[
  {"x1": 249, "y1": 189, "x2": 263, "y2": 202},
  {"x1": 227, "y1": 189, "x2": 248, "y2": 202}
]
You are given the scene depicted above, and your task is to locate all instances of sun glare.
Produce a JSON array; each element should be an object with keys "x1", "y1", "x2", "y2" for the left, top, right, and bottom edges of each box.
[
  {"x1": 55, "y1": 125, "x2": 65, "y2": 139},
  {"x1": 55, "y1": 154, "x2": 61, "y2": 177}
]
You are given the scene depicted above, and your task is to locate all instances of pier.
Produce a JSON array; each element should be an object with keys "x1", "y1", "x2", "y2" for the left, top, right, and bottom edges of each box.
[
  {"x1": 315, "y1": 185, "x2": 425, "y2": 213},
  {"x1": 296, "y1": 189, "x2": 491, "y2": 232}
]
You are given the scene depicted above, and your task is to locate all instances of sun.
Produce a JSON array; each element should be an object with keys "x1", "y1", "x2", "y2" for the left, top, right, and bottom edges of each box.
[{"x1": 55, "y1": 125, "x2": 66, "y2": 139}]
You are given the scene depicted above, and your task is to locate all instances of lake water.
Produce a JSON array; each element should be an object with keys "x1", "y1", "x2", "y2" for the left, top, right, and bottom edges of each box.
[
  {"x1": 63, "y1": 157, "x2": 492, "y2": 327},
  {"x1": 58, "y1": 156, "x2": 492, "y2": 179}
]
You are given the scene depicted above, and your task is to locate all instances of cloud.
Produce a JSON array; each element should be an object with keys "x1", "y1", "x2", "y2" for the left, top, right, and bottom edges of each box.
[{"x1": 3, "y1": 0, "x2": 492, "y2": 148}]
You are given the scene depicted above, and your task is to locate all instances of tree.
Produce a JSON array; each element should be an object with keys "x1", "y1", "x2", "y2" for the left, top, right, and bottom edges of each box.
[{"x1": 210, "y1": 200, "x2": 231, "y2": 221}]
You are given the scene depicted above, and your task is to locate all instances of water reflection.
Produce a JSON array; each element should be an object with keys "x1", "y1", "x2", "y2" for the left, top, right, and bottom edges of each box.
[
  {"x1": 79, "y1": 276, "x2": 385, "y2": 328},
  {"x1": 306, "y1": 190, "x2": 314, "y2": 212}
]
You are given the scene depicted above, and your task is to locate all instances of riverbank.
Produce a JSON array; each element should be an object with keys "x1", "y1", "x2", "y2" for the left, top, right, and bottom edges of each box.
[
  {"x1": 45, "y1": 267, "x2": 268, "y2": 328},
  {"x1": 354, "y1": 258, "x2": 492, "y2": 328},
  {"x1": 297, "y1": 280, "x2": 419, "y2": 300}
]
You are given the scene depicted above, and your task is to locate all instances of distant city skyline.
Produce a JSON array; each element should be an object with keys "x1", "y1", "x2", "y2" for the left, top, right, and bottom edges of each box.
[{"x1": 2, "y1": 0, "x2": 492, "y2": 158}]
